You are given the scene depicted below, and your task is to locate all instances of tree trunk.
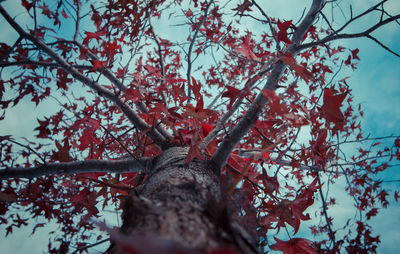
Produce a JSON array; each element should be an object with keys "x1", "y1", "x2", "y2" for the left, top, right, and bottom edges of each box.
[{"x1": 108, "y1": 146, "x2": 258, "y2": 254}]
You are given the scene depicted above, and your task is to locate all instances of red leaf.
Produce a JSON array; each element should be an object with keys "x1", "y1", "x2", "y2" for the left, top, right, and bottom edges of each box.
[
  {"x1": 320, "y1": 88, "x2": 347, "y2": 123},
  {"x1": 222, "y1": 85, "x2": 244, "y2": 110},
  {"x1": 186, "y1": 128, "x2": 203, "y2": 163},
  {"x1": 51, "y1": 139, "x2": 72, "y2": 162},
  {"x1": 195, "y1": 96, "x2": 204, "y2": 112},
  {"x1": 232, "y1": 0, "x2": 252, "y2": 16},
  {"x1": 261, "y1": 89, "x2": 288, "y2": 115},
  {"x1": 366, "y1": 208, "x2": 378, "y2": 220},
  {"x1": 261, "y1": 89, "x2": 279, "y2": 100},
  {"x1": 190, "y1": 77, "x2": 202, "y2": 99},
  {"x1": 344, "y1": 55, "x2": 352, "y2": 65},
  {"x1": 31, "y1": 223, "x2": 45, "y2": 235},
  {"x1": 13, "y1": 214, "x2": 28, "y2": 227},
  {"x1": 280, "y1": 53, "x2": 313, "y2": 82},
  {"x1": 185, "y1": 9, "x2": 193, "y2": 17},
  {"x1": 271, "y1": 237, "x2": 316, "y2": 254},
  {"x1": 394, "y1": 191, "x2": 399, "y2": 202},
  {"x1": 186, "y1": 144, "x2": 203, "y2": 164},
  {"x1": 83, "y1": 31, "x2": 107, "y2": 45},
  {"x1": 21, "y1": 0, "x2": 34, "y2": 12},
  {"x1": 79, "y1": 129, "x2": 98, "y2": 151},
  {"x1": 0, "y1": 192, "x2": 18, "y2": 202},
  {"x1": 168, "y1": 107, "x2": 184, "y2": 120},
  {"x1": 90, "y1": 5, "x2": 102, "y2": 29},
  {"x1": 277, "y1": 20, "x2": 292, "y2": 44},
  {"x1": 61, "y1": 9, "x2": 69, "y2": 19},
  {"x1": 6, "y1": 225, "x2": 12, "y2": 236},
  {"x1": 351, "y1": 48, "x2": 360, "y2": 60},
  {"x1": 39, "y1": 3, "x2": 53, "y2": 18},
  {"x1": 371, "y1": 142, "x2": 382, "y2": 147},
  {"x1": 201, "y1": 124, "x2": 214, "y2": 136},
  {"x1": 90, "y1": 60, "x2": 107, "y2": 71},
  {"x1": 235, "y1": 34, "x2": 259, "y2": 61},
  {"x1": 85, "y1": 203, "x2": 99, "y2": 216},
  {"x1": 56, "y1": 69, "x2": 72, "y2": 90},
  {"x1": 394, "y1": 138, "x2": 400, "y2": 148},
  {"x1": 34, "y1": 118, "x2": 51, "y2": 138}
]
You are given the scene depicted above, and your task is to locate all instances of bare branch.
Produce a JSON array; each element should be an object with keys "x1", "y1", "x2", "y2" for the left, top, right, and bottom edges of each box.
[
  {"x1": 365, "y1": 34, "x2": 400, "y2": 57},
  {"x1": 334, "y1": 0, "x2": 388, "y2": 35},
  {"x1": 0, "y1": 60, "x2": 92, "y2": 69},
  {"x1": 0, "y1": 158, "x2": 152, "y2": 180},
  {"x1": 250, "y1": 0, "x2": 280, "y2": 51},
  {"x1": 317, "y1": 173, "x2": 336, "y2": 245},
  {"x1": 72, "y1": 238, "x2": 110, "y2": 254},
  {"x1": 73, "y1": 0, "x2": 81, "y2": 41},
  {"x1": 186, "y1": 0, "x2": 213, "y2": 98},
  {"x1": 2, "y1": 137, "x2": 46, "y2": 164},
  {"x1": 211, "y1": 0, "x2": 325, "y2": 169},
  {"x1": 295, "y1": 14, "x2": 400, "y2": 57}
]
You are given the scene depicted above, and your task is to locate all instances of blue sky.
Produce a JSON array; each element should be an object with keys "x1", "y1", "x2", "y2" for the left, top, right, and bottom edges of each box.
[{"x1": 0, "y1": 0, "x2": 399, "y2": 253}]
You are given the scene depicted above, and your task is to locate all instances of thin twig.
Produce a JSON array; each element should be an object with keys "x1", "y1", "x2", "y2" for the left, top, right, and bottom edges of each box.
[{"x1": 186, "y1": 0, "x2": 213, "y2": 99}]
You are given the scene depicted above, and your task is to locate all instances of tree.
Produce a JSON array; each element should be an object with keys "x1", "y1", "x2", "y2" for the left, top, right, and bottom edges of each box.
[{"x1": 0, "y1": 0, "x2": 399, "y2": 253}]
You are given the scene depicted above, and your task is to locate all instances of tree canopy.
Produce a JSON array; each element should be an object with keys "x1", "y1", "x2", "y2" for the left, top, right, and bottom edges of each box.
[{"x1": 0, "y1": 0, "x2": 399, "y2": 253}]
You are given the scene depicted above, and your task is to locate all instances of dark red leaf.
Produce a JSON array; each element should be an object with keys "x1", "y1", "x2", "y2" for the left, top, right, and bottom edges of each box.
[
  {"x1": 190, "y1": 77, "x2": 202, "y2": 99},
  {"x1": 201, "y1": 124, "x2": 214, "y2": 136},
  {"x1": 60, "y1": 9, "x2": 69, "y2": 19},
  {"x1": 185, "y1": 9, "x2": 193, "y2": 17},
  {"x1": 0, "y1": 192, "x2": 18, "y2": 202},
  {"x1": 366, "y1": 208, "x2": 378, "y2": 220},
  {"x1": 39, "y1": 3, "x2": 53, "y2": 18},
  {"x1": 90, "y1": 5, "x2": 102, "y2": 29},
  {"x1": 83, "y1": 31, "x2": 107, "y2": 45},
  {"x1": 394, "y1": 138, "x2": 400, "y2": 148},
  {"x1": 232, "y1": 0, "x2": 252, "y2": 16},
  {"x1": 34, "y1": 118, "x2": 51, "y2": 138},
  {"x1": 51, "y1": 139, "x2": 72, "y2": 162},
  {"x1": 222, "y1": 85, "x2": 243, "y2": 110},
  {"x1": 351, "y1": 48, "x2": 360, "y2": 60},
  {"x1": 90, "y1": 60, "x2": 108, "y2": 71},
  {"x1": 320, "y1": 88, "x2": 347, "y2": 123},
  {"x1": 235, "y1": 34, "x2": 259, "y2": 60},
  {"x1": 277, "y1": 20, "x2": 292, "y2": 44},
  {"x1": 21, "y1": 0, "x2": 34, "y2": 12},
  {"x1": 271, "y1": 237, "x2": 316, "y2": 254},
  {"x1": 6, "y1": 225, "x2": 12, "y2": 236},
  {"x1": 280, "y1": 53, "x2": 313, "y2": 82}
]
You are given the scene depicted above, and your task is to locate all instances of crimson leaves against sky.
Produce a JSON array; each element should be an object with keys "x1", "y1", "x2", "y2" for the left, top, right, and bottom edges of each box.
[{"x1": 0, "y1": 0, "x2": 399, "y2": 253}]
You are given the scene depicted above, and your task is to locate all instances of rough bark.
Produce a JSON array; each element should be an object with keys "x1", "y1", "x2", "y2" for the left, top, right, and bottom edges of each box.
[{"x1": 108, "y1": 147, "x2": 258, "y2": 254}]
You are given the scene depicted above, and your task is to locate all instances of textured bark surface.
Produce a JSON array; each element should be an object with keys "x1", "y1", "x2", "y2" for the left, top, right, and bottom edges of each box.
[{"x1": 109, "y1": 147, "x2": 257, "y2": 253}]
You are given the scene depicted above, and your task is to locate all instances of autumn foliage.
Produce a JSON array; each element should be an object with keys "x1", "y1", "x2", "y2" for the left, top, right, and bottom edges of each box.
[{"x1": 0, "y1": 0, "x2": 399, "y2": 253}]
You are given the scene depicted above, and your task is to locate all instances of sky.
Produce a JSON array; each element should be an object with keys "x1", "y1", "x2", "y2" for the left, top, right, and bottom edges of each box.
[{"x1": 0, "y1": 0, "x2": 399, "y2": 253}]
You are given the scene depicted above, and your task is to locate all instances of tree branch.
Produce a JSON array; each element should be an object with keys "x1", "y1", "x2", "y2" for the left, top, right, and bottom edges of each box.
[
  {"x1": 295, "y1": 14, "x2": 400, "y2": 57},
  {"x1": 0, "y1": 60, "x2": 92, "y2": 69},
  {"x1": 186, "y1": 0, "x2": 213, "y2": 98},
  {"x1": 211, "y1": 0, "x2": 325, "y2": 169},
  {"x1": 334, "y1": 0, "x2": 388, "y2": 35},
  {"x1": 0, "y1": 5, "x2": 169, "y2": 149},
  {"x1": 71, "y1": 41, "x2": 173, "y2": 141},
  {"x1": 317, "y1": 173, "x2": 336, "y2": 245},
  {"x1": 250, "y1": 0, "x2": 280, "y2": 51},
  {"x1": 199, "y1": 62, "x2": 273, "y2": 151},
  {"x1": 0, "y1": 158, "x2": 152, "y2": 180}
]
